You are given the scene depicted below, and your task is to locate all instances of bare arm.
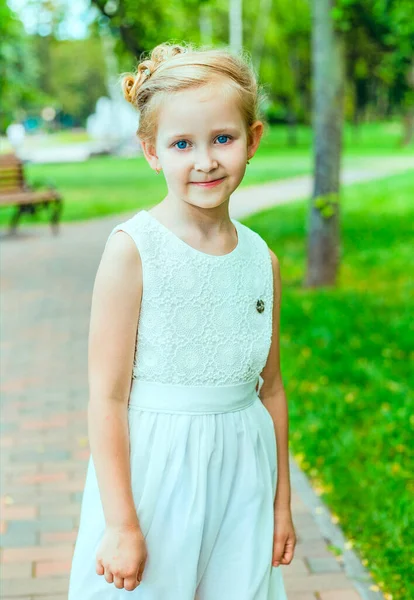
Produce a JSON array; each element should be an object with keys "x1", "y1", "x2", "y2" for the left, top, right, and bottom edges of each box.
[
  {"x1": 259, "y1": 249, "x2": 291, "y2": 512},
  {"x1": 87, "y1": 230, "x2": 142, "y2": 529}
]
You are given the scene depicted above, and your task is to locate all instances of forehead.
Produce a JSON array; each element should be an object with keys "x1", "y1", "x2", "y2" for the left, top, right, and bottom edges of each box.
[{"x1": 156, "y1": 84, "x2": 244, "y2": 138}]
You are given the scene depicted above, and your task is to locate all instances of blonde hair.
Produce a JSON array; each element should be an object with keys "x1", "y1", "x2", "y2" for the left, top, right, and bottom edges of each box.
[{"x1": 121, "y1": 41, "x2": 267, "y2": 147}]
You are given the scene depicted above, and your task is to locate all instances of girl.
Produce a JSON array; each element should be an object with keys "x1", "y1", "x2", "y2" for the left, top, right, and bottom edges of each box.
[{"x1": 69, "y1": 41, "x2": 296, "y2": 599}]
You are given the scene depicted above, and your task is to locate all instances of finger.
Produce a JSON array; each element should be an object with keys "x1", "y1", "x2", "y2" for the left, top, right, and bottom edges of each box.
[
  {"x1": 137, "y1": 560, "x2": 146, "y2": 582},
  {"x1": 113, "y1": 575, "x2": 124, "y2": 589},
  {"x1": 280, "y1": 552, "x2": 293, "y2": 564},
  {"x1": 104, "y1": 567, "x2": 114, "y2": 584},
  {"x1": 281, "y1": 545, "x2": 295, "y2": 563},
  {"x1": 95, "y1": 560, "x2": 104, "y2": 576},
  {"x1": 124, "y1": 576, "x2": 139, "y2": 591},
  {"x1": 272, "y1": 539, "x2": 286, "y2": 562}
]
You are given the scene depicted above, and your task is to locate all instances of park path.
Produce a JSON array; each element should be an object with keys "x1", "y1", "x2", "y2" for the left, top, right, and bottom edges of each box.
[
  {"x1": 230, "y1": 155, "x2": 413, "y2": 218},
  {"x1": 1, "y1": 157, "x2": 411, "y2": 599}
]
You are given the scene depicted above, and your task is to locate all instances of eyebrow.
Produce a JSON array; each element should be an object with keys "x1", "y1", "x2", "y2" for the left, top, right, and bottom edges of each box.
[{"x1": 165, "y1": 127, "x2": 240, "y2": 142}]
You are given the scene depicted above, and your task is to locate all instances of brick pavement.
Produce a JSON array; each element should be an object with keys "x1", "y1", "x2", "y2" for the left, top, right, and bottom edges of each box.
[{"x1": 1, "y1": 165, "x2": 403, "y2": 599}]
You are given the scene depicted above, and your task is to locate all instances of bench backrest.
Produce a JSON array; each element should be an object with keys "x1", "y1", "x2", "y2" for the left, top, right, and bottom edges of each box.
[{"x1": 0, "y1": 154, "x2": 26, "y2": 194}]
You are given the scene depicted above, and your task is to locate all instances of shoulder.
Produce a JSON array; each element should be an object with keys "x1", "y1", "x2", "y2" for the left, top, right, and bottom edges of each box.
[
  {"x1": 235, "y1": 219, "x2": 268, "y2": 252},
  {"x1": 268, "y1": 247, "x2": 280, "y2": 270},
  {"x1": 236, "y1": 219, "x2": 279, "y2": 264},
  {"x1": 267, "y1": 248, "x2": 281, "y2": 304},
  {"x1": 237, "y1": 220, "x2": 281, "y2": 293},
  {"x1": 100, "y1": 213, "x2": 145, "y2": 283},
  {"x1": 104, "y1": 211, "x2": 147, "y2": 260}
]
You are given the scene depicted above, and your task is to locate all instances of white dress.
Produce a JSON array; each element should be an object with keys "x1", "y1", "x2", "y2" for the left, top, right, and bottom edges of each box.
[{"x1": 68, "y1": 209, "x2": 288, "y2": 599}]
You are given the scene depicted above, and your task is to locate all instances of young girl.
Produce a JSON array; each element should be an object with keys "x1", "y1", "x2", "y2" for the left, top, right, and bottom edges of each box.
[{"x1": 69, "y1": 41, "x2": 296, "y2": 599}]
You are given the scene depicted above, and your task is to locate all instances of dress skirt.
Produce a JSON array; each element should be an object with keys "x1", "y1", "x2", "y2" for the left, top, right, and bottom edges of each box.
[{"x1": 68, "y1": 377, "x2": 288, "y2": 599}]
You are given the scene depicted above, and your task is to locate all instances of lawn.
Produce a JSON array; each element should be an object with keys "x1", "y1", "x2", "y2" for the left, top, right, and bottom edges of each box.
[
  {"x1": 0, "y1": 120, "x2": 411, "y2": 227},
  {"x1": 244, "y1": 171, "x2": 413, "y2": 600}
]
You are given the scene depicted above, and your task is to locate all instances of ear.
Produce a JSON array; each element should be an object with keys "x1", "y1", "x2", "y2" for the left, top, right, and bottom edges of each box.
[
  {"x1": 247, "y1": 121, "x2": 264, "y2": 161},
  {"x1": 140, "y1": 140, "x2": 161, "y2": 172}
]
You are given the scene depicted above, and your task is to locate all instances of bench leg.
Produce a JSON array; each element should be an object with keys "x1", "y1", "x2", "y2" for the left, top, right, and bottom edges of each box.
[
  {"x1": 50, "y1": 199, "x2": 63, "y2": 235},
  {"x1": 9, "y1": 205, "x2": 25, "y2": 235}
]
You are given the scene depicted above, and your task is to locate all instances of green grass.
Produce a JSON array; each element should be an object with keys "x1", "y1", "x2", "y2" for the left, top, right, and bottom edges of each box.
[
  {"x1": 0, "y1": 120, "x2": 411, "y2": 228},
  {"x1": 243, "y1": 171, "x2": 414, "y2": 600},
  {"x1": 260, "y1": 119, "x2": 413, "y2": 156}
]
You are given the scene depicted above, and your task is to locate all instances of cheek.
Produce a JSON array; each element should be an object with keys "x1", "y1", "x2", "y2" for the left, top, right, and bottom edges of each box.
[
  {"x1": 226, "y1": 148, "x2": 247, "y2": 171},
  {"x1": 161, "y1": 154, "x2": 187, "y2": 179},
  {"x1": 224, "y1": 141, "x2": 247, "y2": 163}
]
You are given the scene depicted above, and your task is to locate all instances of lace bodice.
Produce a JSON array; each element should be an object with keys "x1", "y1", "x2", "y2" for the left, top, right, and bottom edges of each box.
[{"x1": 105, "y1": 209, "x2": 273, "y2": 386}]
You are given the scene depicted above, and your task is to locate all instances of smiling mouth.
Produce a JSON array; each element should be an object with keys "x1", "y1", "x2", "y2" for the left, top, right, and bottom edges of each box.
[{"x1": 191, "y1": 177, "x2": 225, "y2": 185}]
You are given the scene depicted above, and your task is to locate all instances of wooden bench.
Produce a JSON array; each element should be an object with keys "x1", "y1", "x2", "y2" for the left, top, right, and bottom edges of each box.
[{"x1": 0, "y1": 153, "x2": 63, "y2": 235}]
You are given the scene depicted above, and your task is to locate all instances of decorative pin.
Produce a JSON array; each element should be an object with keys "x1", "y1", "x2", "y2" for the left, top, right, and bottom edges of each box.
[{"x1": 256, "y1": 299, "x2": 265, "y2": 313}]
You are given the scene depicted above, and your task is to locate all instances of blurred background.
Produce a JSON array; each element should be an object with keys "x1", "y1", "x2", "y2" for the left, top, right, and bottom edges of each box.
[{"x1": 0, "y1": 1, "x2": 413, "y2": 599}]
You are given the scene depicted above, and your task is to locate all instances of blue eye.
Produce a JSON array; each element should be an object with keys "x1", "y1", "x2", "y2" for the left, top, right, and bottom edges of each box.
[{"x1": 172, "y1": 134, "x2": 232, "y2": 150}]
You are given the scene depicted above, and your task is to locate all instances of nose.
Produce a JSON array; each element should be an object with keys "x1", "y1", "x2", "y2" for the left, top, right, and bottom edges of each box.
[{"x1": 194, "y1": 148, "x2": 218, "y2": 172}]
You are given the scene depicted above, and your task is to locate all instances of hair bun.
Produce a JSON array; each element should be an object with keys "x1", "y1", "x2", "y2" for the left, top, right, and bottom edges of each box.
[
  {"x1": 122, "y1": 74, "x2": 137, "y2": 104},
  {"x1": 121, "y1": 61, "x2": 152, "y2": 104},
  {"x1": 150, "y1": 42, "x2": 190, "y2": 68},
  {"x1": 121, "y1": 43, "x2": 193, "y2": 105}
]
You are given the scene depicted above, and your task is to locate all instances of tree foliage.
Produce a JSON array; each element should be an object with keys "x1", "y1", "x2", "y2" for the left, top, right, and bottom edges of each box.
[
  {"x1": 30, "y1": 33, "x2": 107, "y2": 125},
  {"x1": 0, "y1": 3, "x2": 43, "y2": 131},
  {"x1": 333, "y1": 0, "x2": 414, "y2": 115},
  {"x1": 2, "y1": 0, "x2": 412, "y2": 132}
]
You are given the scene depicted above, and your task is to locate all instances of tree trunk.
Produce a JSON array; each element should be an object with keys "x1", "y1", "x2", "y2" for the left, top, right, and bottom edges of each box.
[
  {"x1": 305, "y1": 0, "x2": 345, "y2": 288},
  {"x1": 229, "y1": 0, "x2": 243, "y2": 54},
  {"x1": 400, "y1": 58, "x2": 414, "y2": 147},
  {"x1": 251, "y1": 0, "x2": 272, "y2": 74}
]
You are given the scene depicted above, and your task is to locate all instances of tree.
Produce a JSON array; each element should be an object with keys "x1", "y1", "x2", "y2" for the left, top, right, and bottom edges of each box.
[
  {"x1": 334, "y1": 0, "x2": 414, "y2": 144},
  {"x1": 0, "y1": 3, "x2": 42, "y2": 131},
  {"x1": 305, "y1": 0, "x2": 345, "y2": 287},
  {"x1": 229, "y1": 0, "x2": 243, "y2": 53}
]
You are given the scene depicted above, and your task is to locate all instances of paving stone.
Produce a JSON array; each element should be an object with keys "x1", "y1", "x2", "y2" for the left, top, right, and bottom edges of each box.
[
  {"x1": 0, "y1": 577, "x2": 69, "y2": 596},
  {"x1": 31, "y1": 596, "x2": 68, "y2": 600},
  {"x1": 283, "y1": 557, "x2": 309, "y2": 575},
  {"x1": 5, "y1": 517, "x2": 75, "y2": 534},
  {"x1": 1, "y1": 545, "x2": 73, "y2": 563},
  {"x1": 307, "y1": 556, "x2": 343, "y2": 574},
  {"x1": 0, "y1": 562, "x2": 32, "y2": 579},
  {"x1": 38, "y1": 503, "x2": 80, "y2": 518},
  {"x1": 319, "y1": 590, "x2": 362, "y2": 600},
  {"x1": 294, "y1": 540, "x2": 336, "y2": 559},
  {"x1": 10, "y1": 450, "x2": 71, "y2": 463},
  {"x1": 40, "y1": 530, "x2": 78, "y2": 545},
  {"x1": 0, "y1": 423, "x2": 19, "y2": 433},
  {"x1": 35, "y1": 559, "x2": 72, "y2": 577},
  {"x1": 283, "y1": 572, "x2": 351, "y2": 592},
  {"x1": 1, "y1": 506, "x2": 38, "y2": 520},
  {"x1": 0, "y1": 532, "x2": 38, "y2": 547}
]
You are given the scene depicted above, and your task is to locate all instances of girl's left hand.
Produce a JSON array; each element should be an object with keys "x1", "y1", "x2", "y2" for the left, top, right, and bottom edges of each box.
[{"x1": 272, "y1": 507, "x2": 296, "y2": 568}]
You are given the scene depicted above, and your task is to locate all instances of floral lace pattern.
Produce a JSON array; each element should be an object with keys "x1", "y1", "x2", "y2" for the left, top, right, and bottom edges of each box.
[{"x1": 105, "y1": 210, "x2": 274, "y2": 386}]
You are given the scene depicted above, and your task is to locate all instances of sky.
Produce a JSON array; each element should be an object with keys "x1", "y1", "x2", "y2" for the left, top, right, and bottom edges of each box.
[{"x1": 8, "y1": 0, "x2": 98, "y2": 39}]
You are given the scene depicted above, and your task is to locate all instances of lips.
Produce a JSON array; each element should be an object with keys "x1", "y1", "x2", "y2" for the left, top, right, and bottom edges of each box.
[{"x1": 191, "y1": 177, "x2": 225, "y2": 188}]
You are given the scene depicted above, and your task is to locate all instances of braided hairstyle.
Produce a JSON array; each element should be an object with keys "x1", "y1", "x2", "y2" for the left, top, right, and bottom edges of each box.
[{"x1": 120, "y1": 41, "x2": 267, "y2": 147}]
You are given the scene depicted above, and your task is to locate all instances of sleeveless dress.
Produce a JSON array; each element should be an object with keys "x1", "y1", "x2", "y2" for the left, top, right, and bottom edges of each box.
[{"x1": 68, "y1": 209, "x2": 288, "y2": 600}]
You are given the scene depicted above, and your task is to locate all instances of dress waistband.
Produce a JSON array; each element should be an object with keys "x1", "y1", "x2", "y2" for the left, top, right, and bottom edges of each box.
[{"x1": 128, "y1": 376, "x2": 264, "y2": 415}]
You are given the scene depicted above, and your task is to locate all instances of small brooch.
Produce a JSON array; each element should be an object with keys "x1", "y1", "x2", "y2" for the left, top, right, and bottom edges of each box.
[
  {"x1": 144, "y1": 68, "x2": 151, "y2": 77},
  {"x1": 256, "y1": 299, "x2": 265, "y2": 313}
]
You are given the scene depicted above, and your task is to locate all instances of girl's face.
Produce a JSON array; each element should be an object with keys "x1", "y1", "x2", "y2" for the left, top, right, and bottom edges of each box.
[{"x1": 142, "y1": 83, "x2": 263, "y2": 212}]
